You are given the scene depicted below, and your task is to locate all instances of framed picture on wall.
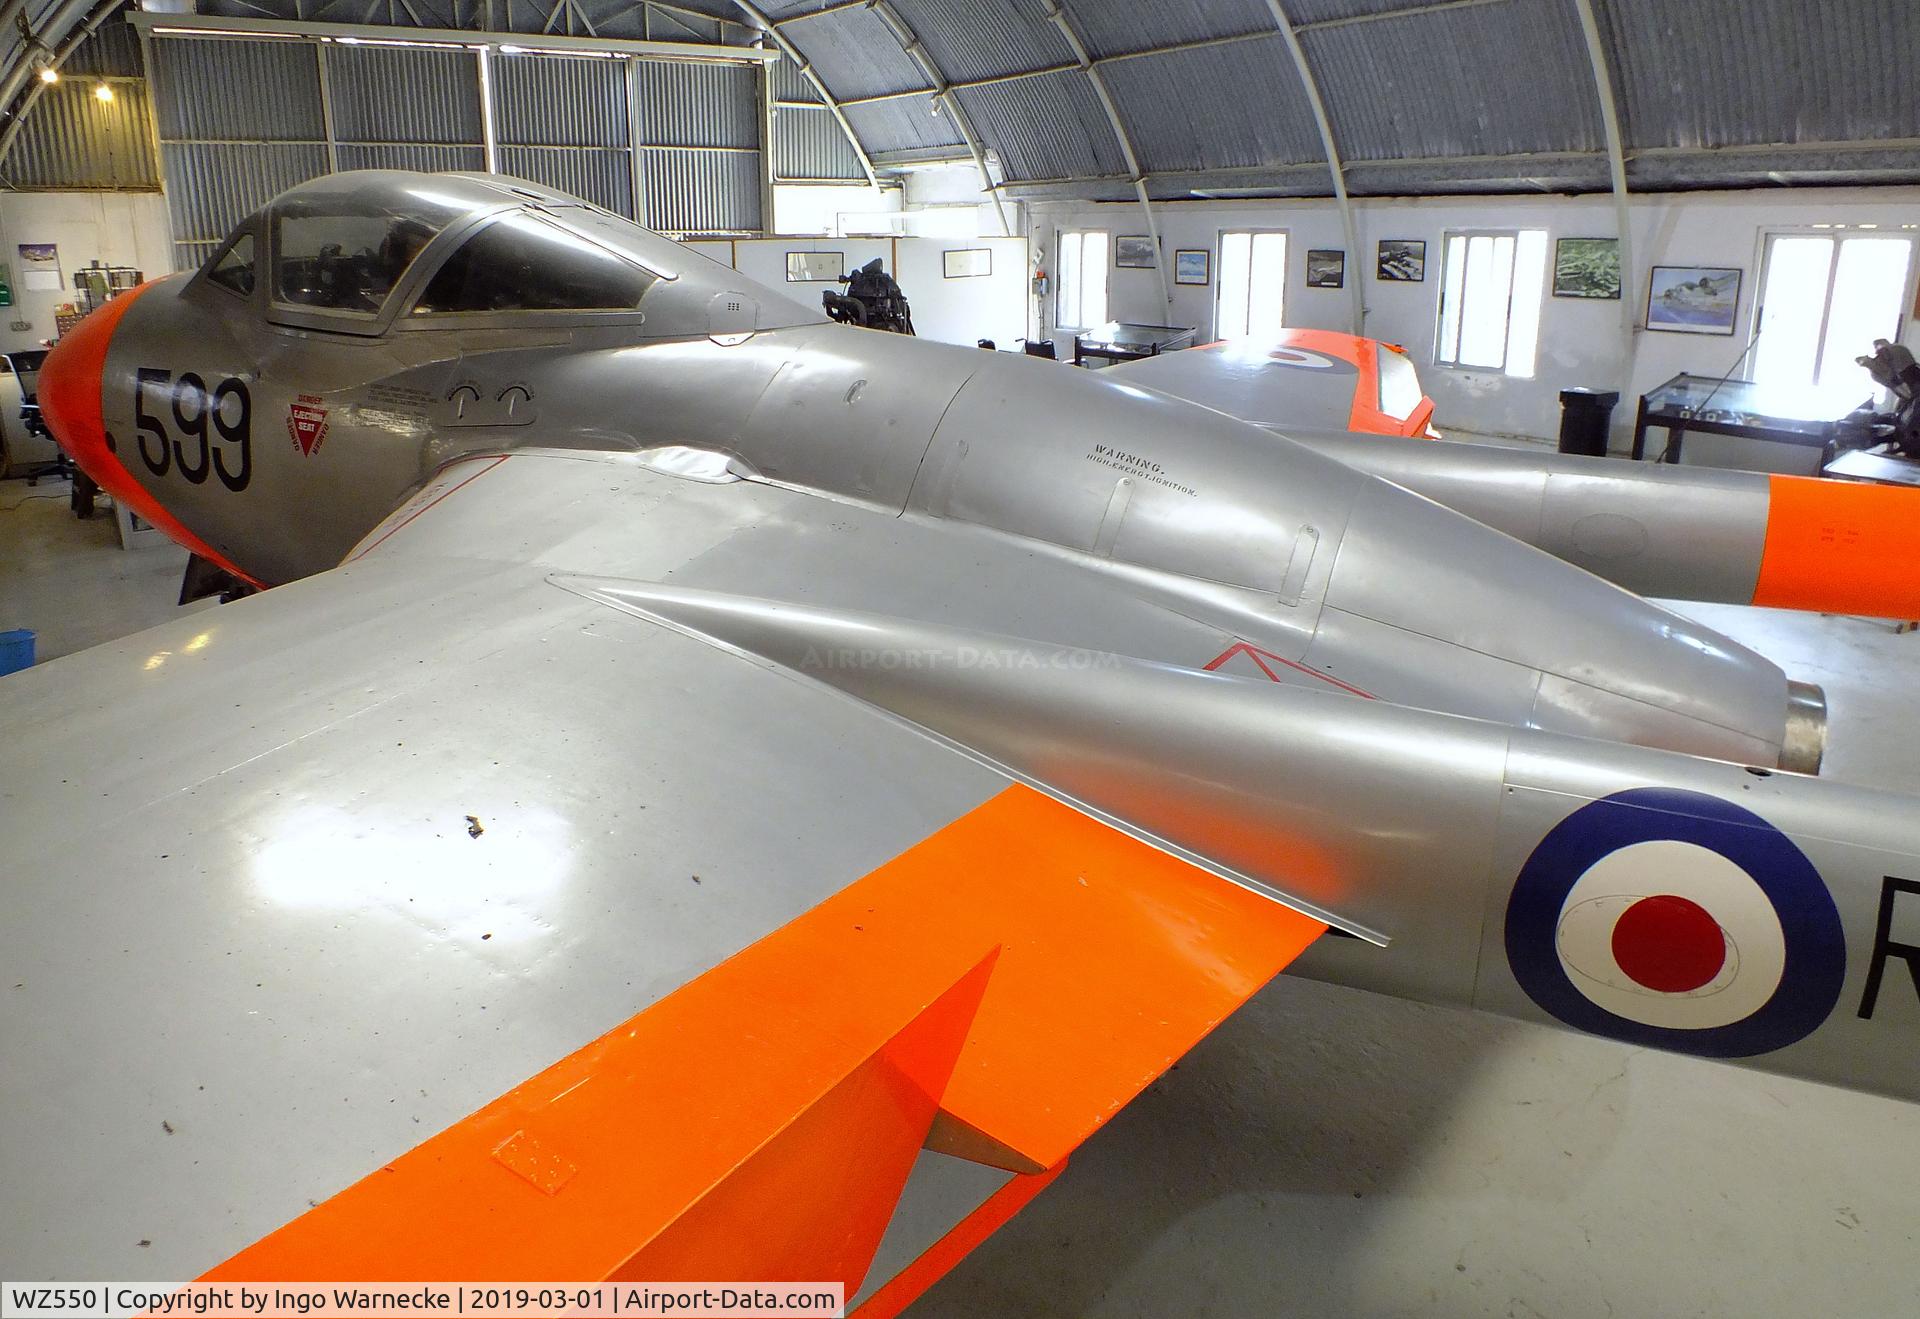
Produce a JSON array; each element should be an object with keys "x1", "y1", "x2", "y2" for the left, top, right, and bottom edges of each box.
[
  {"x1": 943, "y1": 248, "x2": 992, "y2": 279},
  {"x1": 1552, "y1": 237, "x2": 1622, "y2": 299},
  {"x1": 1376, "y1": 240, "x2": 1425, "y2": 282},
  {"x1": 1174, "y1": 249, "x2": 1210, "y2": 285},
  {"x1": 1646, "y1": 265, "x2": 1742, "y2": 335},
  {"x1": 786, "y1": 250, "x2": 845, "y2": 282},
  {"x1": 1115, "y1": 236, "x2": 1156, "y2": 268},
  {"x1": 1306, "y1": 249, "x2": 1345, "y2": 289}
]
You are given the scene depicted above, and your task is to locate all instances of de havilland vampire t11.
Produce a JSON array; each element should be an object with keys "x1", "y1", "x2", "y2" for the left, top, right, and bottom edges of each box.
[{"x1": 7, "y1": 170, "x2": 1920, "y2": 1303}]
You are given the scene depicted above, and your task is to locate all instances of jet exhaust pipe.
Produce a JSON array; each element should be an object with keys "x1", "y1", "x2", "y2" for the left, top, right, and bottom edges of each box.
[{"x1": 1782, "y1": 679, "x2": 1828, "y2": 775}]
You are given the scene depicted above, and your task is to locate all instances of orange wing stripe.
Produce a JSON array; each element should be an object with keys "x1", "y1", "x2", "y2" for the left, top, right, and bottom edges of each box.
[
  {"x1": 203, "y1": 785, "x2": 1323, "y2": 1293},
  {"x1": 1753, "y1": 474, "x2": 1920, "y2": 618}
]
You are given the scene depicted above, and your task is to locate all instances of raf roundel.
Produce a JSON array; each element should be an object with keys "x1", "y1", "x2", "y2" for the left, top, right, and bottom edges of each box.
[{"x1": 1504, "y1": 788, "x2": 1845, "y2": 1058}]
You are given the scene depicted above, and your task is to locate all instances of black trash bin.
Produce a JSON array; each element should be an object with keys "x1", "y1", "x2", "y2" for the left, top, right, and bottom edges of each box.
[{"x1": 1558, "y1": 387, "x2": 1620, "y2": 457}]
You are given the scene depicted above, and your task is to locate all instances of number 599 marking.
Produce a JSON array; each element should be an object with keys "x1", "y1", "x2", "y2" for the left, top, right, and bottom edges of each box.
[{"x1": 133, "y1": 368, "x2": 251, "y2": 492}]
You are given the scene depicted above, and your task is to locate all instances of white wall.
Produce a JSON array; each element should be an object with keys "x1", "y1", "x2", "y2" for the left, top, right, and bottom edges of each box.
[
  {"x1": 1034, "y1": 187, "x2": 1920, "y2": 450},
  {"x1": 770, "y1": 183, "x2": 901, "y2": 237},
  {"x1": 707, "y1": 235, "x2": 1028, "y2": 350},
  {"x1": 893, "y1": 237, "x2": 1027, "y2": 347},
  {"x1": 730, "y1": 236, "x2": 894, "y2": 319},
  {"x1": 0, "y1": 191, "x2": 172, "y2": 353}
]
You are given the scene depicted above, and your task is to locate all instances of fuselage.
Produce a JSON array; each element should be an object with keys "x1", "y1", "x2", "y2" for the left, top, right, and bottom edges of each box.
[{"x1": 43, "y1": 178, "x2": 1815, "y2": 778}]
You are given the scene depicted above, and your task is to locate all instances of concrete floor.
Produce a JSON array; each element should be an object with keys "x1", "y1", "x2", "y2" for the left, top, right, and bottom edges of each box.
[{"x1": 4, "y1": 475, "x2": 1918, "y2": 1317}]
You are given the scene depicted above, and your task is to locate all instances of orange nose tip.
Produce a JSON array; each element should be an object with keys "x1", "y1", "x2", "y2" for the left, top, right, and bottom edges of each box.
[
  {"x1": 39, "y1": 280, "x2": 156, "y2": 496},
  {"x1": 38, "y1": 281, "x2": 264, "y2": 589}
]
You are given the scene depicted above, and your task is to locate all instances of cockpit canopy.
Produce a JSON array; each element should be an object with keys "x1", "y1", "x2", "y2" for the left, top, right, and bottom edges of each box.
[
  {"x1": 271, "y1": 183, "x2": 467, "y2": 315},
  {"x1": 189, "y1": 170, "x2": 806, "y2": 338}
]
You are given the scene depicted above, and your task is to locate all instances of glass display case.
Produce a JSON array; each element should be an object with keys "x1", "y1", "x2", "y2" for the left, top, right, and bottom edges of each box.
[
  {"x1": 1631, "y1": 372, "x2": 1843, "y2": 463},
  {"x1": 1072, "y1": 322, "x2": 1197, "y2": 367}
]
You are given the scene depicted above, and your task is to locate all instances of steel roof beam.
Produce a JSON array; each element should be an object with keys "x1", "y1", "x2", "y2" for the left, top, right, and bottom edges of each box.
[
  {"x1": 1296, "y1": 0, "x2": 1516, "y2": 37},
  {"x1": 1571, "y1": 0, "x2": 1636, "y2": 386},
  {"x1": 866, "y1": 0, "x2": 1010, "y2": 235},
  {"x1": 126, "y1": 11, "x2": 775, "y2": 61},
  {"x1": 1261, "y1": 0, "x2": 1362, "y2": 335},
  {"x1": 0, "y1": 0, "x2": 122, "y2": 172},
  {"x1": 1040, "y1": 0, "x2": 1168, "y2": 312},
  {"x1": 729, "y1": 0, "x2": 880, "y2": 188}
]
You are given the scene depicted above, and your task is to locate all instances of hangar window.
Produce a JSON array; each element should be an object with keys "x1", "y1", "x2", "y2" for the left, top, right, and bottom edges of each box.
[
  {"x1": 1435, "y1": 230, "x2": 1547, "y2": 377},
  {"x1": 1056, "y1": 230, "x2": 1108, "y2": 329},
  {"x1": 272, "y1": 193, "x2": 465, "y2": 316},
  {"x1": 411, "y1": 213, "x2": 656, "y2": 315},
  {"x1": 1217, "y1": 231, "x2": 1287, "y2": 340},
  {"x1": 205, "y1": 234, "x2": 256, "y2": 298},
  {"x1": 1752, "y1": 230, "x2": 1916, "y2": 412}
]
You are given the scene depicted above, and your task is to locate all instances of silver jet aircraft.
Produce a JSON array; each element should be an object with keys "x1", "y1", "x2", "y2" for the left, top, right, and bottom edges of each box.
[{"x1": 7, "y1": 171, "x2": 1920, "y2": 1304}]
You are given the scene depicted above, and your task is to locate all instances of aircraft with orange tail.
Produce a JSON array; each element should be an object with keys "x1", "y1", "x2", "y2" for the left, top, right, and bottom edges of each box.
[
  {"x1": 1118, "y1": 329, "x2": 1920, "y2": 621},
  {"x1": 7, "y1": 171, "x2": 1920, "y2": 1309}
]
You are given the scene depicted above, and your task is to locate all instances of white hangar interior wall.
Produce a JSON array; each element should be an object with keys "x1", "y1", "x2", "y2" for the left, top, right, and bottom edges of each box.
[
  {"x1": 0, "y1": 191, "x2": 172, "y2": 355},
  {"x1": 1032, "y1": 187, "x2": 1920, "y2": 453}
]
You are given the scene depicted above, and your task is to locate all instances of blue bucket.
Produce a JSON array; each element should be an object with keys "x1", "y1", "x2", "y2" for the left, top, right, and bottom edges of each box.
[{"x1": 0, "y1": 628, "x2": 35, "y2": 676}]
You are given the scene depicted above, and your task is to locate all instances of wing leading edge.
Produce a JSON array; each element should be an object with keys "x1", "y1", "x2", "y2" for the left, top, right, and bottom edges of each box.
[{"x1": 0, "y1": 448, "x2": 1325, "y2": 1303}]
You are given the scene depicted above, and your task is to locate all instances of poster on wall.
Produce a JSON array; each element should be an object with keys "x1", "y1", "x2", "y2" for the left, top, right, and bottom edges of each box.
[
  {"x1": 18, "y1": 244, "x2": 59, "y2": 292},
  {"x1": 1306, "y1": 249, "x2": 1345, "y2": 289},
  {"x1": 1376, "y1": 240, "x2": 1425, "y2": 282},
  {"x1": 1552, "y1": 238, "x2": 1622, "y2": 299},
  {"x1": 1114, "y1": 236, "x2": 1156, "y2": 268},
  {"x1": 1174, "y1": 249, "x2": 1210, "y2": 285},
  {"x1": 0, "y1": 263, "x2": 12, "y2": 308},
  {"x1": 785, "y1": 250, "x2": 845, "y2": 282},
  {"x1": 942, "y1": 248, "x2": 992, "y2": 278},
  {"x1": 1646, "y1": 265, "x2": 1742, "y2": 335}
]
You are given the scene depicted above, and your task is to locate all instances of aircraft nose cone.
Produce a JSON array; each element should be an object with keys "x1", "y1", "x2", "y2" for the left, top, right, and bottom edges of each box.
[{"x1": 39, "y1": 280, "x2": 156, "y2": 490}]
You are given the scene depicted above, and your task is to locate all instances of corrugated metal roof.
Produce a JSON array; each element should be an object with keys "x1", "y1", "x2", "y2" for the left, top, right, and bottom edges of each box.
[
  {"x1": 1062, "y1": 0, "x2": 1276, "y2": 60},
  {"x1": 5, "y1": 79, "x2": 159, "y2": 190},
  {"x1": 493, "y1": 54, "x2": 631, "y2": 148},
  {"x1": 1100, "y1": 34, "x2": 1324, "y2": 173},
  {"x1": 1281, "y1": 0, "x2": 1446, "y2": 25},
  {"x1": 637, "y1": 59, "x2": 760, "y2": 148},
  {"x1": 780, "y1": 5, "x2": 931, "y2": 100},
  {"x1": 336, "y1": 143, "x2": 488, "y2": 174},
  {"x1": 1597, "y1": 0, "x2": 1920, "y2": 151},
  {"x1": 884, "y1": 0, "x2": 1074, "y2": 83},
  {"x1": 640, "y1": 146, "x2": 763, "y2": 233},
  {"x1": 499, "y1": 144, "x2": 636, "y2": 217},
  {"x1": 759, "y1": 0, "x2": 840, "y2": 18},
  {"x1": 160, "y1": 141, "x2": 328, "y2": 244},
  {"x1": 63, "y1": 20, "x2": 143, "y2": 79},
  {"x1": 10, "y1": 0, "x2": 1919, "y2": 217},
  {"x1": 326, "y1": 45, "x2": 482, "y2": 146},
  {"x1": 1303, "y1": 0, "x2": 1603, "y2": 163},
  {"x1": 954, "y1": 68, "x2": 1128, "y2": 181},
  {"x1": 774, "y1": 104, "x2": 866, "y2": 179},
  {"x1": 840, "y1": 92, "x2": 969, "y2": 155},
  {"x1": 769, "y1": 54, "x2": 822, "y2": 104},
  {"x1": 149, "y1": 37, "x2": 326, "y2": 143}
]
